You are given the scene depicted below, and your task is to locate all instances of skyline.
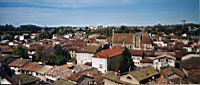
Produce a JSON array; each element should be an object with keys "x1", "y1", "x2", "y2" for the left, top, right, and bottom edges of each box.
[{"x1": 0, "y1": 0, "x2": 199, "y2": 26}]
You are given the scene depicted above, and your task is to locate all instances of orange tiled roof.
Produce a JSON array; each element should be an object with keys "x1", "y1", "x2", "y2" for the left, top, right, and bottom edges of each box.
[
  {"x1": 95, "y1": 47, "x2": 123, "y2": 58},
  {"x1": 22, "y1": 62, "x2": 42, "y2": 71}
]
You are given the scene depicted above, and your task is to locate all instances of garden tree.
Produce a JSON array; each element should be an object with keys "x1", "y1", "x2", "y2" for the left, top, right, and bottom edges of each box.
[
  {"x1": 41, "y1": 46, "x2": 55, "y2": 64},
  {"x1": 54, "y1": 44, "x2": 64, "y2": 55},
  {"x1": 0, "y1": 65, "x2": 13, "y2": 78},
  {"x1": 12, "y1": 47, "x2": 29, "y2": 59},
  {"x1": 37, "y1": 32, "x2": 52, "y2": 40},
  {"x1": 119, "y1": 48, "x2": 135, "y2": 74},
  {"x1": 39, "y1": 44, "x2": 71, "y2": 65},
  {"x1": 34, "y1": 45, "x2": 43, "y2": 62}
]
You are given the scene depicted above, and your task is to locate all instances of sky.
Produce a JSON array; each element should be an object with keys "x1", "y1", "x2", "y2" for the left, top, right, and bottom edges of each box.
[{"x1": 0, "y1": 0, "x2": 199, "y2": 26}]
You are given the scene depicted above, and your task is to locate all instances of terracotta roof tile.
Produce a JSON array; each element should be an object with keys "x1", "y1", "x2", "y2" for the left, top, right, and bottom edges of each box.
[
  {"x1": 95, "y1": 47, "x2": 123, "y2": 58},
  {"x1": 8, "y1": 59, "x2": 31, "y2": 67},
  {"x1": 130, "y1": 50, "x2": 144, "y2": 56}
]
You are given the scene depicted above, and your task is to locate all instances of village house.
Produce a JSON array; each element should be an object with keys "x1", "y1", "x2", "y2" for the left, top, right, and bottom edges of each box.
[
  {"x1": 32, "y1": 65, "x2": 53, "y2": 81},
  {"x1": 112, "y1": 31, "x2": 154, "y2": 50},
  {"x1": 67, "y1": 68, "x2": 103, "y2": 85},
  {"x1": 160, "y1": 66, "x2": 186, "y2": 84},
  {"x1": 0, "y1": 45, "x2": 13, "y2": 55},
  {"x1": 45, "y1": 65, "x2": 73, "y2": 82},
  {"x1": 153, "y1": 53, "x2": 176, "y2": 70},
  {"x1": 140, "y1": 58, "x2": 153, "y2": 67},
  {"x1": 21, "y1": 62, "x2": 42, "y2": 75},
  {"x1": 2, "y1": 74, "x2": 40, "y2": 85},
  {"x1": 153, "y1": 41, "x2": 167, "y2": 47},
  {"x1": 45, "y1": 64, "x2": 92, "y2": 82},
  {"x1": 8, "y1": 59, "x2": 31, "y2": 74},
  {"x1": 120, "y1": 66, "x2": 160, "y2": 84},
  {"x1": 92, "y1": 47, "x2": 123, "y2": 73},
  {"x1": 130, "y1": 50, "x2": 144, "y2": 67},
  {"x1": 27, "y1": 45, "x2": 37, "y2": 59},
  {"x1": 76, "y1": 45, "x2": 99, "y2": 64}
]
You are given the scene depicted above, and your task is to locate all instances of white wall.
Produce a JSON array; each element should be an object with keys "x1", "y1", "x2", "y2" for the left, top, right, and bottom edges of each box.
[
  {"x1": 181, "y1": 54, "x2": 200, "y2": 61},
  {"x1": 153, "y1": 58, "x2": 175, "y2": 70},
  {"x1": 76, "y1": 53, "x2": 93, "y2": 64},
  {"x1": 132, "y1": 56, "x2": 142, "y2": 67},
  {"x1": 10, "y1": 67, "x2": 21, "y2": 75},
  {"x1": 92, "y1": 57, "x2": 107, "y2": 73}
]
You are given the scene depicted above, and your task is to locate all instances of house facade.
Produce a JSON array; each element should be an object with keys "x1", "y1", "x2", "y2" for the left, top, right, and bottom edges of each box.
[
  {"x1": 153, "y1": 53, "x2": 176, "y2": 70},
  {"x1": 8, "y1": 59, "x2": 31, "y2": 74},
  {"x1": 92, "y1": 47, "x2": 123, "y2": 73}
]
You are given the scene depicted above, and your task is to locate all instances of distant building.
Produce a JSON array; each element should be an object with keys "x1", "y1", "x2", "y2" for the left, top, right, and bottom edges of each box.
[{"x1": 112, "y1": 32, "x2": 153, "y2": 50}]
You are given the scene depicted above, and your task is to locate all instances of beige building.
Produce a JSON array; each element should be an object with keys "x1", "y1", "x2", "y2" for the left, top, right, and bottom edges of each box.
[{"x1": 112, "y1": 32, "x2": 153, "y2": 50}]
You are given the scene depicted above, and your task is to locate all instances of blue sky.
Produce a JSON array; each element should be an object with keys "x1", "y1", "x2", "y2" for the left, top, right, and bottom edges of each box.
[{"x1": 0, "y1": 0, "x2": 199, "y2": 26}]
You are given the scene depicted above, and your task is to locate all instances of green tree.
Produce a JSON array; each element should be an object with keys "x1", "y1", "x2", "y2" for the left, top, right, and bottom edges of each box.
[
  {"x1": 40, "y1": 44, "x2": 70, "y2": 65},
  {"x1": 119, "y1": 48, "x2": 135, "y2": 73},
  {"x1": 12, "y1": 47, "x2": 29, "y2": 59},
  {"x1": 34, "y1": 45, "x2": 42, "y2": 62}
]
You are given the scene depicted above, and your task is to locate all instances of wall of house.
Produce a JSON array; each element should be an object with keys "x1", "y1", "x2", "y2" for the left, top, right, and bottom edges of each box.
[
  {"x1": 45, "y1": 75, "x2": 58, "y2": 81},
  {"x1": 141, "y1": 44, "x2": 154, "y2": 50},
  {"x1": 10, "y1": 67, "x2": 21, "y2": 74},
  {"x1": 120, "y1": 74, "x2": 139, "y2": 84},
  {"x1": 92, "y1": 57, "x2": 107, "y2": 73},
  {"x1": 153, "y1": 58, "x2": 175, "y2": 70},
  {"x1": 32, "y1": 72, "x2": 46, "y2": 81},
  {"x1": 132, "y1": 56, "x2": 142, "y2": 67},
  {"x1": 76, "y1": 53, "x2": 93, "y2": 64},
  {"x1": 69, "y1": 50, "x2": 76, "y2": 59}
]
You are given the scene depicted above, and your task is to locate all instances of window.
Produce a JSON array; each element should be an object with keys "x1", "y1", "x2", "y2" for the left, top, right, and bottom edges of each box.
[
  {"x1": 99, "y1": 64, "x2": 102, "y2": 69},
  {"x1": 156, "y1": 62, "x2": 158, "y2": 65},
  {"x1": 129, "y1": 46, "x2": 132, "y2": 49},
  {"x1": 127, "y1": 76, "x2": 132, "y2": 80}
]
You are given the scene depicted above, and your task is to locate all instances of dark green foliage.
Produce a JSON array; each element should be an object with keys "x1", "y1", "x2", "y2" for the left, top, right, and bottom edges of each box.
[
  {"x1": 37, "y1": 32, "x2": 52, "y2": 40},
  {"x1": 34, "y1": 46, "x2": 42, "y2": 62},
  {"x1": 119, "y1": 48, "x2": 135, "y2": 74},
  {"x1": 0, "y1": 65, "x2": 13, "y2": 78},
  {"x1": 12, "y1": 47, "x2": 29, "y2": 59},
  {"x1": 36, "y1": 44, "x2": 71, "y2": 65}
]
